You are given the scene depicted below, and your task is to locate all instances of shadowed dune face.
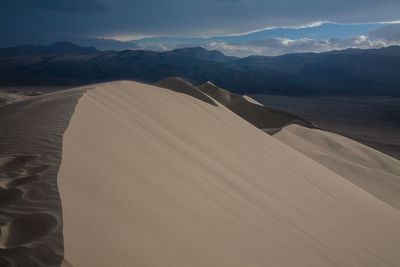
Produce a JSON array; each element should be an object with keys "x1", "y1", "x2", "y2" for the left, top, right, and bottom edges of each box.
[
  {"x1": 0, "y1": 91, "x2": 29, "y2": 107},
  {"x1": 0, "y1": 88, "x2": 90, "y2": 266},
  {"x1": 274, "y1": 124, "x2": 400, "y2": 211},
  {"x1": 155, "y1": 77, "x2": 315, "y2": 132},
  {"x1": 155, "y1": 77, "x2": 217, "y2": 106},
  {"x1": 58, "y1": 81, "x2": 400, "y2": 267},
  {"x1": 197, "y1": 81, "x2": 315, "y2": 130},
  {"x1": 6, "y1": 213, "x2": 58, "y2": 248}
]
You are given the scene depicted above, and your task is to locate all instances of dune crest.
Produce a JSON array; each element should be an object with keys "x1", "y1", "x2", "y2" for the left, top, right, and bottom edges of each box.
[
  {"x1": 197, "y1": 81, "x2": 315, "y2": 130},
  {"x1": 58, "y1": 80, "x2": 400, "y2": 266},
  {"x1": 155, "y1": 77, "x2": 217, "y2": 106}
]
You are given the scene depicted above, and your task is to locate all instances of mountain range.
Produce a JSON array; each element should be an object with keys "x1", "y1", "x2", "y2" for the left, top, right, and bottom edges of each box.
[{"x1": 1, "y1": 42, "x2": 399, "y2": 96}]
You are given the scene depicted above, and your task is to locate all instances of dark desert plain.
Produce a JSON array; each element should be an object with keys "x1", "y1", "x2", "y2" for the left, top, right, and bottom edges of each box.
[{"x1": 1, "y1": 0, "x2": 400, "y2": 266}]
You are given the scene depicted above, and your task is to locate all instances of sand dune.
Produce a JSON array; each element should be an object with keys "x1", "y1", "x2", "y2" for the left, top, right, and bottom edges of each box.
[
  {"x1": 57, "y1": 81, "x2": 400, "y2": 266},
  {"x1": 274, "y1": 124, "x2": 400, "y2": 211},
  {"x1": 155, "y1": 77, "x2": 217, "y2": 106},
  {"x1": 251, "y1": 94, "x2": 400, "y2": 160},
  {"x1": 1, "y1": 78, "x2": 399, "y2": 266},
  {"x1": 0, "y1": 87, "x2": 91, "y2": 266},
  {"x1": 197, "y1": 81, "x2": 315, "y2": 131}
]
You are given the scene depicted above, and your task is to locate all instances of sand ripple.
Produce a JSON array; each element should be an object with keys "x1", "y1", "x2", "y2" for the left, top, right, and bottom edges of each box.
[{"x1": 0, "y1": 88, "x2": 89, "y2": 266}]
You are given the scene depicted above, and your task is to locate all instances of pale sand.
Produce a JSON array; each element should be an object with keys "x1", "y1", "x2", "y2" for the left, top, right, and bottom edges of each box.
[
  {"x1": 274, "y1": 124, "x2": 400, "y2": 211},
  {"x1": 58, "y1": 81, "x2": 400, "y2": 266},
  {"x1": 243, "y1": 95, "x2": 264, "y2": 106}
]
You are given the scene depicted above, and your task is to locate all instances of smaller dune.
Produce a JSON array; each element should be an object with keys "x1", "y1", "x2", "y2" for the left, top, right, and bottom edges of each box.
[
  {"x1": 198, "y1": 81, "x2": 315, "y2": 130},
  {"x1": 274, "y1": 124, "x2": 400, "y2": 211},
  {"x1": 155, "y1": 77, "x2": 217, "y2": 106}
]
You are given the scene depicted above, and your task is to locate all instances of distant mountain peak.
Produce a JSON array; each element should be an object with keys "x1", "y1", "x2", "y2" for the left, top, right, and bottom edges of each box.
[
  {"x1": 170, "y1": 46, "x2": 237, "y2": 62},
  {"x1": 50, "y1": 41, "x2": 82, "y2": 48},
  {"x1": 48, "y1": 41, "x2": 98, "y2": 53},
  {"x1": 172, "y1": 46, "x2": 208, "y2": 52}
]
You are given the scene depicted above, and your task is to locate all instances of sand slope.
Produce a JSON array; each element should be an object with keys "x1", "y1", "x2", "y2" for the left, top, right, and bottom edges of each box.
[
  {"x1": 0, "y1": 91, "x2": 28, "y2": 106},
  {"x1": 274, "y1": 124, "x2": 400, "y2": 211},
  {"x1": 155, "y1": 77, "x2": 217, "y2": 106},
  {"x1": 197, "y1": 81, "x2": 315, "y2": 130},
  {"x1": 0, "y1": 87, "x2": 90, "y2": 266},
  {"x1": 58, "y1": 81, "x2": 400, "y2": 267}
]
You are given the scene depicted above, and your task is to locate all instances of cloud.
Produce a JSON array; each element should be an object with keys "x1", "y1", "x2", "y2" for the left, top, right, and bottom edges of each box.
[
  {"x1": 14, "y1": 0, "x2": 111, "y2": 14},
  {"x1": 136, "y1": 43, "x2": 171, "y2": 51},
  {"x1": 369, "y1": 24, "x2": 400, "y2": 44},
  {"x1": 211, "y1": 0, "x2": 244, "y2": 3},
  {"x1": 2, "y1": 0, "x2": 400, "y2": 48},
  {"x1": 130, "y1": 30, "x2": 399, "y2": 57},
  {"x1": 46, "y1": 22, "x2": 397, "y2": 57},
  {"x1": 199, "y1": 35, "x2": 385, "y2": 57}
]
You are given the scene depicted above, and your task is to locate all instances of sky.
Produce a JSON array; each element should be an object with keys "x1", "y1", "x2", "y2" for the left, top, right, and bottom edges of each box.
[{"x1": 1, "y1": 0, "x2": 400, "y2": 56}]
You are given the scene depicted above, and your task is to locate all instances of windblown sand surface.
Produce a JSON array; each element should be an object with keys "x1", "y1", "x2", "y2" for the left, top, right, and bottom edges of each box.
[
  {"x1": 274, "y1": 124, "x2": 400, "y2": 211},
  {"x1": 0, "y1": 91, "x2": 29, "y2": 106},
  {"x1": 0, "y1": 87, "x2": 90, "y2": 266},
  {"x1": 58, "y1": 81, "x2": 400, "y2": 266}
]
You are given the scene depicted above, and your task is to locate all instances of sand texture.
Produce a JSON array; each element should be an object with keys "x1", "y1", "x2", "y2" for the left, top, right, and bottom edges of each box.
[
  {"x1": 0, "y1": 91, "x2": 28, "y2": 106},
  {"x1": 0, "y1": 87, "x2": 90, "y2": 266},
  {"x1": 58, "y1": 81, "x2": 400, "y2": 267},
  {"x1": 275, "y1": 124, "x2": 400, "y2": 211}
]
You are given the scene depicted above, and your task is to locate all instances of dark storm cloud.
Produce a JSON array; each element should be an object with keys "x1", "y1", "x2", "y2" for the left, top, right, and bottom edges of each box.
[
  {"x1": 369, "y1": 24, "x2": 400, "y2": 43},
  {"x1": 0, "y1": 0, "x2": 400, "y2": 48},
  {"x1": 211, "y1": 0, "x2": 244, "y2": 3},
  {"x1": 16, "y1": 0, "x2": 111, "y2": 14}
]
